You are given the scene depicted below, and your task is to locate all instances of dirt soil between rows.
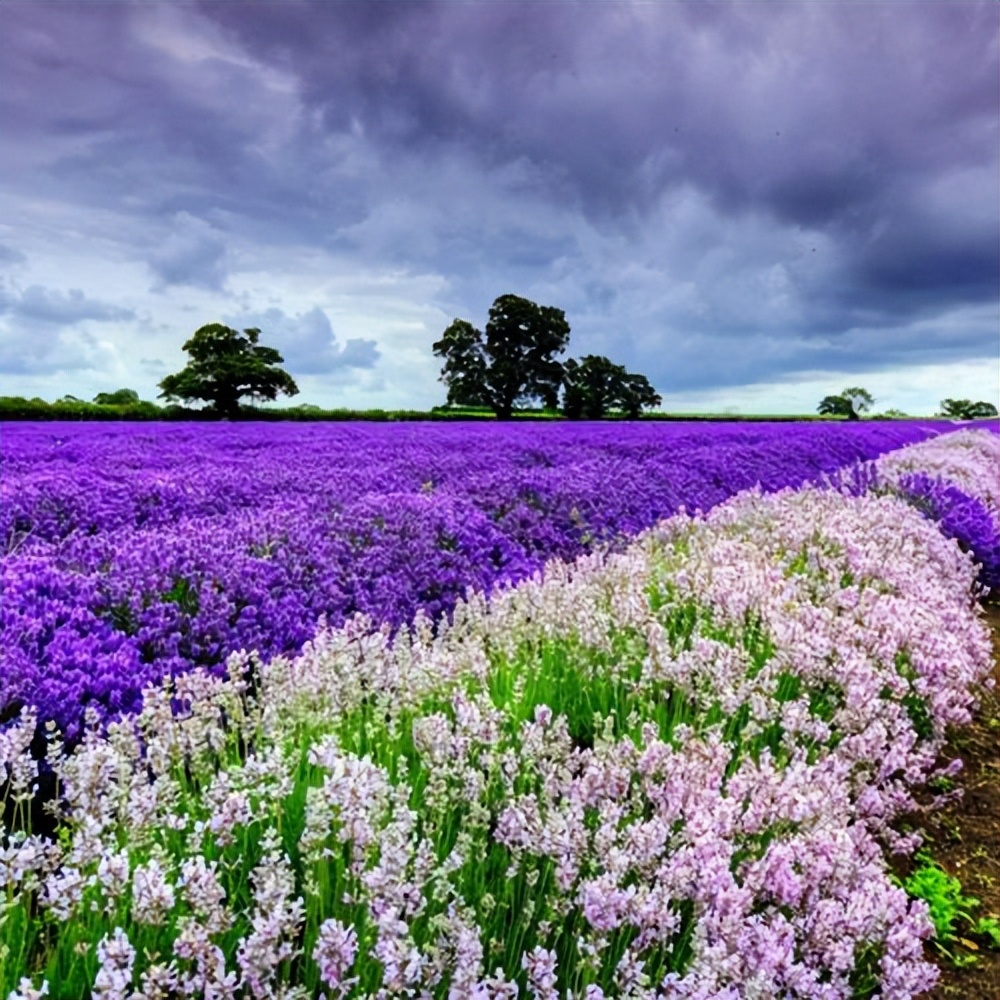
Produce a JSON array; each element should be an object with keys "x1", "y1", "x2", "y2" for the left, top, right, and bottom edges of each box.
[{"x1": 915, "y1": 597, "x2": 1000, "y2": 999}]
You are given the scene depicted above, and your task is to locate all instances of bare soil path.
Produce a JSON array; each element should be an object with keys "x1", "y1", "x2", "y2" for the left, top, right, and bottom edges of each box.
[{"x1": 920, "y1": 598, "x2": 1000, "y2": 999}]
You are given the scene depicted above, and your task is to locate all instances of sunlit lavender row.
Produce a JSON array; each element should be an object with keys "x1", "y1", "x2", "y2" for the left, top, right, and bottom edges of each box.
[
  {"x1": 2, "y1": 428, "x2": 997, "y2": 999},
  {"x1": 2, "y1": 418, "x2": 987, "y2": 740}
]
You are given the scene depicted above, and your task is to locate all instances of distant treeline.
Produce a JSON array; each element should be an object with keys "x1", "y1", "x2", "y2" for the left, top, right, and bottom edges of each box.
[
  {"x1": 0, "y1": 396, "x2": 911, "y2": 423},
  {"x1": 0, "y1": 396, "x2": 448, "y2": 422}
]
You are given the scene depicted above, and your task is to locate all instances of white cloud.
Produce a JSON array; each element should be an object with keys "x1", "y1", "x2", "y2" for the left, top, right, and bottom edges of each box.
[
  {"x1": 665, "y1": 359, "x2": 1000, "y2": 417},
  {"x1": 0, "y1": 283, "x2": 134, "y2": 325},
  {"x1": 225, "y1": 305, "x2": 380, "y2": 376},
  {"x1": 0, "y1": 323, "x2": 121, "y2": 378}
]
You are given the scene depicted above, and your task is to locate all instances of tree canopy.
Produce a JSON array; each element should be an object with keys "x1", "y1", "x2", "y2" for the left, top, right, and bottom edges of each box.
[
  {"x1": 93, "y1": 388, "x2": 140, "y2": 406},
  {"x1": 433, "y1": 294, "x2": 570, "y2": 418},
  {"x1": 939, "y1": 398, "x2": 999, "y2": 420},
  {"x1": 817, "y1": 386, "x2": 874, "y2": 420},
  {"x1": 433, "y1": 319, "x2": 491, "y2": 409},
  {"x1": 158, "y1": 324, "x2": 299, "y2": 418},
  {"x1": 561, "y1": 355, "x2": 662, "y2": 419}
]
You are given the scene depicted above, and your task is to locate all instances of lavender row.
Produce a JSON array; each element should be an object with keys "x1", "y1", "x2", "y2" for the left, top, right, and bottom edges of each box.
[
  {"x1": 2, "y1": 438, "x2": 994, "y2": 999},
  {"x1": 872, "y1": 430, "x2": 1000, "y2": 590},
  {"x1": 0, "y1": 419, "x2": 989, "y2": 740}
]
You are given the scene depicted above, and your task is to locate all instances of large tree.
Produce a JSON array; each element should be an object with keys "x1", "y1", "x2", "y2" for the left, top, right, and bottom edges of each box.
[
  {"x1": 940, "y1": 398, "x2": 999, "y2": 420},
  {"x1": 817, "y1": 386, "x2": 874, "y2": 421},
  {"x1": 561, "y1": 355, "x2": 662, "y2": 419},
  {"x1": 158, "y1": 324, "x2": 299, "y2": 418},
  {"x1": 433, "y1": 294, "x2": 570, "y2": 418}
]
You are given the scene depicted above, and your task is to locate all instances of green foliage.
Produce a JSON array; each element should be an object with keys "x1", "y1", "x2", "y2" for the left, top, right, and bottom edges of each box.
[
  {"x1": 433, "y1": 295, "x2": 571, "y2": 418},
  {"x1": 561, "y1": 354, "x2": 661, "y2": 419},
  {"x1": 979, "y1": 916, "x2": 1000, "y2": 949},
  {"x1": 0, "y1": 397, "x2": 545, "y2": 423},
  {"x1": 1, "y1": 397, "x2": 839, "y2": 424},
  {"x1": 817, "y1": 395, "x2": 853, "y2": 419},
  {"x1": 817, "y1": 387, "x2": 874, "y2": 420},
  {"x1": 433, "y1": 318, "x2": 492, "y2": 408},
  {"x1": 158, "y1": 324, "x2": 299, "y2": 418},
  {"x1": 939, "y1": 398, "x2": 999, "y2": 420},
  {"x1": 842, "y1": 387, "x2": 875, "y2": 414},
  {"x1": 0, "y1": 395, "x2": 163, "y2": 421},
  {"x1": 897, "y1": 853, "x2": 1000, "y2": 966},
  {"x1": 93, "y1": 388, "x2": 140, "y2": 406}
]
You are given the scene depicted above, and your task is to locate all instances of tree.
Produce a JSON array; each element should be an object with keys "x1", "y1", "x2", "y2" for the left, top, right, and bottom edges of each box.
[
  {"x1": 433, "y1": 294, "x2": 570, "y2": 418},
  {"x1": 434, "y1": 319, "x2": 491, "y2": 409},
  {"x1": 817, "y1": 386, "x2": 874, "y2": 420},
  {"x1": 93, "y1": 388, "x2": 140, "y2": 406},
  {"x1": 940, "y1": 398, "x2": 999, "y2": 420},
  {"x1": 561, "y1": 355, "x2": 662, "y2": 419},
  {"x1": 817, "y1": 395, "x2": 853, "y2": 419},
  {"x1": 619, "y1": 371, "x2": 663, "y2": 418},
  {"x1": 158, "y1": 324, "x2": 298, "y2": 418}
]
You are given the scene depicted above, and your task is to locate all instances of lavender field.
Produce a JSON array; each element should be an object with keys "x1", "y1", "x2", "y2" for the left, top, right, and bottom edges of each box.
[
  {"x1": 0, "y1": 419, "x2": 968, "y2": 739},
  {"x1": 2, "y1": 420, "x2": 999, "y2": 1000}
]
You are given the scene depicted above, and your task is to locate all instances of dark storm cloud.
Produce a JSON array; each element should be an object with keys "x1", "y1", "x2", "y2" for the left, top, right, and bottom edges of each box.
[
  {"x1": 1, "y1": 0, "x2": 996, "y2": 400},
  {"x1": 148, "y1": 213, "x2": 229, "y2": 291},
  {"x1": 196, "y1": 1, "x2": 998, "y2": 335},
  {"x1": 199, "y1": 2, "x2": 996, "y2": 208},
  {"x1": 0, "y1": 2, "x2": 359, "y2": 239},
  {"x1": 652, "y1": 311, "x2": 998, "y2": 396}
]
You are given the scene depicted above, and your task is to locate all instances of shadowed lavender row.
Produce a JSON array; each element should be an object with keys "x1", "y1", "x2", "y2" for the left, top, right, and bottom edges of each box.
[{"x1": 0, "y1": 419, "x2": 980, "y2": 739}]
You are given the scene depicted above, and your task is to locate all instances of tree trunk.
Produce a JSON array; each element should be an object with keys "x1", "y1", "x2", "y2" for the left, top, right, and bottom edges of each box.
[{"x1": 215, "y1": 388, "x2": 241, "y2": 420}]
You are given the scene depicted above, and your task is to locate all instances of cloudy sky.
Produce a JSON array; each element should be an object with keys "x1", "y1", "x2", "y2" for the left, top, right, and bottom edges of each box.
[{"x1": 1, "y1": 1, "x2": 997, "y2": 414}]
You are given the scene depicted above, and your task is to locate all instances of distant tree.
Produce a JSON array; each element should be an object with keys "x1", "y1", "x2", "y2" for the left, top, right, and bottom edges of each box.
[
  {"x1": 561, "y1": 355, "x2": 662, "y2": 419},
  {"x1": 840, "y1": 386, "x2": 874, "y2": 418},
  {"x1": 433, "y1": 294, "x2": 570, "y2": 418},
  {"x1": 93, "y1": 388, "x2": 140, "y2": 406},
  {"x1": 434, "y1": 319, "x2": 491, "y2": 409},
  {"x1": 817, "y1": 386, "x2": 874, "y2": 421},
  {"x1": 879, "y1": 408, "x2": 909, "y2": 419},
  {"x1": 619, "y1": 371, "x2": 663, "y2": 418},
  {"x1": 940, "y1": 398, "x2": 999, "y2": 420},
  {"x1": 158, "y1": 324, "x2": 299, "y2": 419},
  {"x1": 818, "y1": 395, "x2": 854, "y2": 419}
]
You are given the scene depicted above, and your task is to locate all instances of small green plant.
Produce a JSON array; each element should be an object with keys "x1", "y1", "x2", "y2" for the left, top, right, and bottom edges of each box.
[
  {"x1": 977, "y1": 915, "x2": 1000, "y2": 949},
  {"x1": 897, "y1": 853, "x2": 1000, "y2": 966}
]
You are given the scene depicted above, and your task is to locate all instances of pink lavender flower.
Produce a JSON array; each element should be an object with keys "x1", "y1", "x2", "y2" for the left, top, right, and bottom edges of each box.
[
  {"x1": 174, "y1": 917, "x2": 238, "y2": 998},
  {"x1": 92, "y1": 927, "x2": 136, "y2": 1000},
  {"x1": 522, "y1": 946, "x2": 558, "y2": 1000},
  {"x1": 178, "y1": 854, "x2": 230, "y2": 934},
  {"x1": 131, "y1": 856, "x2": 176, "y2": 926},
  {"x1": 5, "y1": 980, "x2": 49, "y2": 1000},
  {"x1": 313, "y1": 918, "x2": 359, "y2": 996}
]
